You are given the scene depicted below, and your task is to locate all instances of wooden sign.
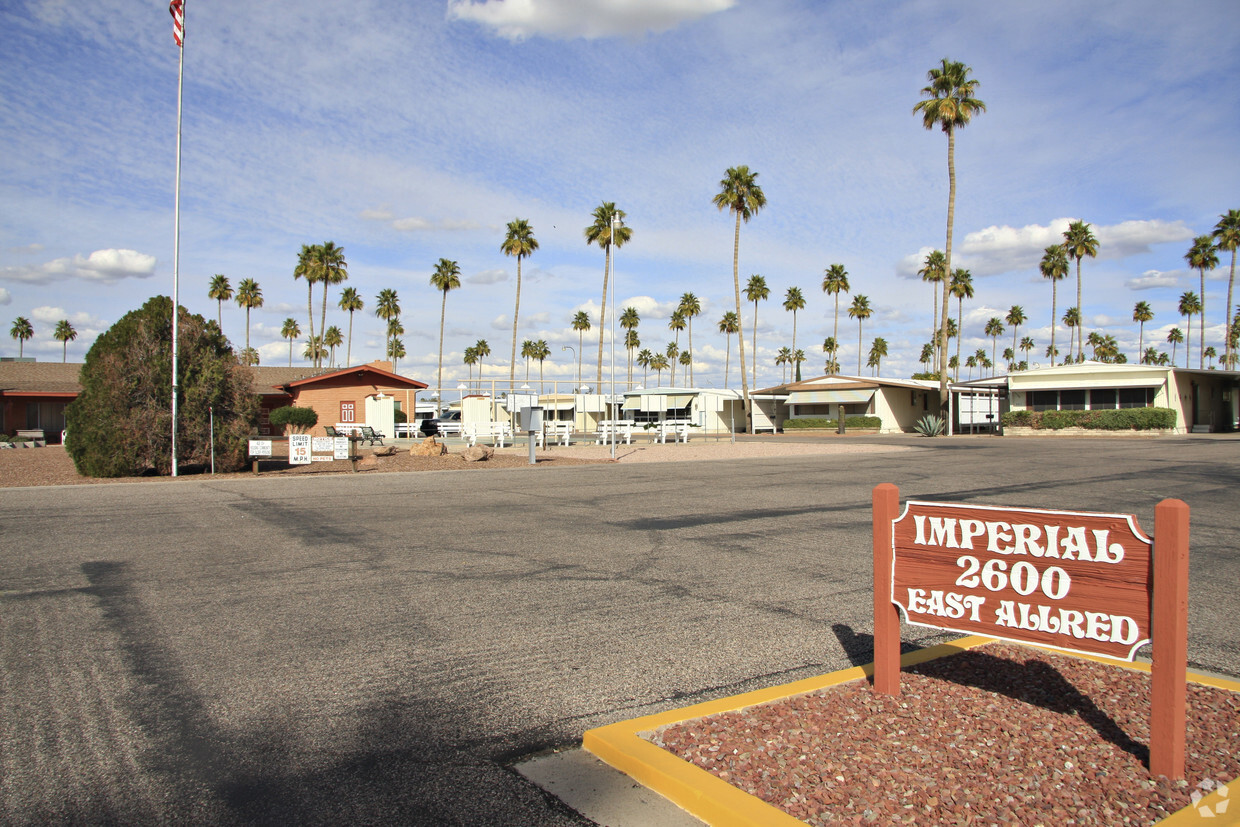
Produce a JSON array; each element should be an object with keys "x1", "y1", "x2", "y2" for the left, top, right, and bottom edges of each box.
[{"x1": 891, "y1": 500, "x2": 1152, "y2": 661}]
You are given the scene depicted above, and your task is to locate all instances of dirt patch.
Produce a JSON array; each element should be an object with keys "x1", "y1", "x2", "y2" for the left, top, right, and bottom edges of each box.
[{"x1": 650, "y1": 642, "x2": 1239, "y2": 825}]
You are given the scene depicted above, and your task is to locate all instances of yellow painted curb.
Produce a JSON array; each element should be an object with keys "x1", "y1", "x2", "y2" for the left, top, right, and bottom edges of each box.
[{"x1": 582, "y1": 635, "x2": 1240, "y2": 827}]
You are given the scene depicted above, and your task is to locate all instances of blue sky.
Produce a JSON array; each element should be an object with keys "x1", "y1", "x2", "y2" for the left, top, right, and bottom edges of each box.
[{"x1": 2, "y1": 0, "x2": 1237, "y2": 388}]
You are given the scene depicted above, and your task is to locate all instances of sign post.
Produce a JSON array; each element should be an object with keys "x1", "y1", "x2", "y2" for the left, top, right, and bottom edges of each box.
[{"x1": 873, "y1": 485, "x2": 1189, "y2": 780}]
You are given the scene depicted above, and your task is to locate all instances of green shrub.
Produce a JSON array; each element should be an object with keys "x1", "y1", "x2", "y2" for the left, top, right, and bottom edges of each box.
[
  {"x1": 913, "y1": 414, "x2": 945, "y2": 436},
  {"x1": 269, "y1": 405, "x2": 319, "y2": 434},
  {"x1": 783, "y1": 416, "x2": 881, "y2": 430},
  {"x1": 1000, "y1": 407, "x2": 1176, "y2": 431},
  {"x1": 66, "y1": 296, "x2": 258, "y2": 477}
]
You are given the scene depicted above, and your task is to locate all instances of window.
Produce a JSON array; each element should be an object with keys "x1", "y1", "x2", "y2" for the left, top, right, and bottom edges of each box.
[
  {"x1": 1059, "y1": 390, "x2": 1086, "y2": 410},
  {"x1": 1029, "y1": 390, "x2": 1058, "y2": 411},
  {"x1": 340, "y1": 401, "x2": 355, "y2": 423},
  {"x1": 1119, "y1": 387, "x2": 1154, "y2": 408},
  {"x1": 1089, "y1": 389, "x2": 1117, "y2": 410}
]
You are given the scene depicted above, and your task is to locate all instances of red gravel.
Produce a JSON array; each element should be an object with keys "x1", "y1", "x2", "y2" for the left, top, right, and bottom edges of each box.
[{"x1": 650, "y1": 642, "x2": 1239, "y2": 825}]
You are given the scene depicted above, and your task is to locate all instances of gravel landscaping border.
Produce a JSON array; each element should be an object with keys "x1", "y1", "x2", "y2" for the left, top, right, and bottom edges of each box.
[{"x1": 586, "y1": 637, "x2": 1239, "y2": 826}]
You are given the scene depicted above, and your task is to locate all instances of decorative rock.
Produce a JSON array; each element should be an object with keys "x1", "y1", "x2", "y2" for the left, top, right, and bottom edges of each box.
[
  {"x1": 357, "y1": 455, "x2": 379, "y2": 471},
  {"x1": 462, "y1": 445, "x2": 493, "y2": 462},
  {"x1": 411, "y1": 437, "x2": 447, "y2": 457},
  {"x1": 372, "y1": 445, "x2": 398, "y2": 457}
]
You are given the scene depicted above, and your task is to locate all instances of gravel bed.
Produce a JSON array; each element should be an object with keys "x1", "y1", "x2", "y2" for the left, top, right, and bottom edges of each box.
[{"x1": 650, "y1": 642, "x2": 1239, "y2": 825}]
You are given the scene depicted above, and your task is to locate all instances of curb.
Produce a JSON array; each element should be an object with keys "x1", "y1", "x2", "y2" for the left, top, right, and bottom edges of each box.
[{"x1": 582, "y1": 635, "x2": 1239, "y2": 827}]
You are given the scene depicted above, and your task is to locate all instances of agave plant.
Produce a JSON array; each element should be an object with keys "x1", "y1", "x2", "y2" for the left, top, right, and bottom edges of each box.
[{"x1": 913, "y1": 414, "x2": 945, "y2": 437}]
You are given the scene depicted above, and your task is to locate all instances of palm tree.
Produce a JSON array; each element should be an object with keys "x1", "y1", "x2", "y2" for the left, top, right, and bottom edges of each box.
[
  {"x1": 1040, "y1": 244, "x2": 1069, "y2": 362},
  {"x1": 744, "y1": 274, "x2": 770, "y2": 391},
  {"x1": 208, "y1": 274, "x2": 232, "y2": 329},
  {"x1": 375, "y1": 289, "x2": 400, "y2": 365},
  {"x1": 9, "y1": 316, "x2": 33, "y2": 358},
  {"x1": 714, "y1": 166, "x2": 767, "y2": 427},
  {"x1": 919, "y1": 342, "x2": 934, "y2": 372},
  {"x1": 848, "y1": 295, "x2": 872, "y2": 374},
  {"x1": 532, "y1": 339, "x2": 551, "y2": 393},
  {"x1": 949, "y1": 269, "x2": 973, "y2": 380},
  {"x1": 474, "y1": 339, "x2": 491, "y2": 387},
  {"x1": 1184, "y1": 235, "x2": 1218, "y2": 368},
  {"x1": 1020, "y1": 336, "x2": 1035, "y2": 366},
  {"x1": 668, "y1": 310, "x2": 686, "y2": 375},
  {"x1": 775, "y1": 346, "x2": 792, "y2": 383},
  {"x1": 1063, "y1": 221, "x2": 1098, "y2": 363},
  {"x1": 280, "y1": 318, "x2": 300, "y2": 367},
  {"x1": 869, "y1": 337, "x2": 888, "y2": 377},
  {"x1": 503, "y1": 218, "x2": 539, "y2": 384},
  {"x1": 984, "y1": 317, "x2": 1004, "y2": 375},
  {"x1": 1143, "y1": 347, "x2": 1160, "y2": 366},
  {"x1": 822, "y1": 336, "x2": 839, "y2": 373},
  {"x1": 239, "y1": 347, "x2": 260, "y2": 366},
  {"x1": 387, "y1": 337, "x2": 405, "y2": 372},
  {"x1": 678, "y1": 293, "x2": 702, "y2": 386},
  {"x1": 1213, "y1": 209, "x2": 1240, "y2": 370},
  {"x1": 520, "y1": 339, "x2": 536, "y2": 382},
  {"x1": 585, "y1": 203, "x2": 633, "y2": 386},
  {"x1": 294, "y1": 244, "x2": 319, "y2": 360},
  {"x1": 1002, "y1": 347, "x2": 1016, "y2": 371},
  {"x1": 783, "y1": 286, "x2": 806, "y2": 379},
  {"x1": 463, "y1": 346, "x2": 478, "y2": 384},
  {"x1": 1062, "y1": 307, "x2": 1080, "y2": 363},
  {"x1": 965, "y1": 354, "x2": 977, "y2": 379},
  {"x1": 649, "y1": 352, "x2": 670, "y2": 385},
  {"x1": 572, "y1": 310, "x2": 592, "y2": 387},
  {"x1": 314, "y1": 241, "x2": 348, "y2": 368},
  {"x1": 1167, "y1": 327, "x2": 1184, "y2": 367},
  {"x1": 624, "y1": 329, "x2": 640, "y2": 384},
  {"x1": 619, "y1": 307, "x2": 639, "y2": 384},
  {"x1": 1132, "y1": 301, "x2": 1154, "y2": 362},
  {"x1": 1086, "y1": 330, "x2": 1103, "y2": 361},
  {"x1": 235, "y1": 278, "x2": 263, "y2": 361},
  {"x1": 919, "y1": 250, "x2": 948, "y2": 363},
  {"x1": 1205, "y1": 346, "x2": 1218, "y2": 366},
  {"x1": 387, "y1": 318, "x2": 405, "y2": 365},
  {"x1": 718, "y1": 310, "x2": 740, "y2": 388},
  {"x1": 338, "y1": 286, "x2": 363, "y2": 367},
  {"x1": 793, "y1": 349, "x2": 806, "y2": 379},
  {"x1": 430, "y1": 257, "x2": 462, "y2": 392},
  {"x1": 1178, "y1": 291, "x2": 1202, "y2": 369},
  {"x1": 822, "y1": 264, "x2": 850, "y2": 379},
  {"x1": 679, "y1": 349, "x2": 692, "y2": 380},
  {"x1": 636, "y1": 348, "x2": 654, "y2": 386},
  {"x1": 914, "y1": 58, "x2": 986, "y2": 414},
  {"x1": 665, "y1": 341, "x2": 680, "y2": 385},
  {"x1": 53, "y1": 319, "x2": 77, "y2": 362},
  {"x1": 323, "y1": 326, "x2": 343, "y2": 368},
  {"x1": 1005, "y1": 305, "x2": 1026, "y2": 360}
]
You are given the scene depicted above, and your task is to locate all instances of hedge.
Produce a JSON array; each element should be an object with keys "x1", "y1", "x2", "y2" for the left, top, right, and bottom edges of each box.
[
  {"x1": 1000, "y1": 407, "x2": 1176, "y2": 431},
  {"x1": 783, "y1": 416, "x2": 882, "y2": 430}
]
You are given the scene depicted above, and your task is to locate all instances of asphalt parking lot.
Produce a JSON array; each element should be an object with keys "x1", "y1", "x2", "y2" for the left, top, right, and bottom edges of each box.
[{"x1": 2, "y1": 435, "x2": 1237, "y2": 824}]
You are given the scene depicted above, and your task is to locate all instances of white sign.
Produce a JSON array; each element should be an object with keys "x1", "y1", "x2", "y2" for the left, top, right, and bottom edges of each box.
[
  {"x1": 248, "y1": 440, "x2": 272, "y2": 457},
  {"x1": 311, "y1": 455, "x2": 334, "y2": 462},
  {"x1": 289, "y1": 434, "x2": 312, "y2": 465},
  {"x1": 333, "y1": 436, "x2": 350, "y2": 460},
  {"x1": 312, "y1": 436, "x2": 335, "y2": 453}
]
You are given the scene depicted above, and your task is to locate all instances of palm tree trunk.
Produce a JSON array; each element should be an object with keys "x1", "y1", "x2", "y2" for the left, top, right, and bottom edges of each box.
[
  {"x1": 733, "y1": 213, "x2": 750, "y2": 428},
  {"x1": 1075, "y1": 258, "x2": 1082, "y2": 363},
  {"x1": 751, "y1": 300, "x2": 759, "y2": 390},
  {"x1": 1050, "y1": 282, "x2": 1057, "y2": 363},
  {"x1": 939, "y1": 129, "x2": 956, "y2": 417},
  {"x1": 857, "y1": 322, "x2": 863, "y2": 374},
  {"x1": 955, "y1": 300, "x2": 963, "y2": 381},
  {"x1": 596, "y1": 245, "x2": 610, "y2": 386},
  {"x1": 578, "y1": 330, "x2": 583, "y2": 388},
  {"x1": 288, "y1": 339, "x2": 293, "y2": 367},
  {"x1": 1226, "y1": 249, "x2": 1237, "y2": 369},
  {"x1": 832, "y1": 296, "x2": 840, "y2": 373},
  {"x1": 438, "y1": 290, "x2": 447, "y2": 393},
  {"x1": 306, "y1": 284, "x2": 316, "y2": 366},
  {"x1": 510, "y1": 256, "x2": 522, "y2": 383},
  {"x1": 1199, "y1": 268, "x2": 1206, "y2": 369},
  {"x1": 320, "y1": 282, "x2": 330, "y2": 369},
  {"x1": 346, "y1": 310, "x2": 354, "y2": 367},
  {"x1": 1138, "y1": 321, "x2": 1144, "y2": 362},
  {"x1": 246, "y1": 306, "x2": 251, "y2": 353},
  {"x1": 687, "y1": 319, "x2": 694, "y2": 386}
]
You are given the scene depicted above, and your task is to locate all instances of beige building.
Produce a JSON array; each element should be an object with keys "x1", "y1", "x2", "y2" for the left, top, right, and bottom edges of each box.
[{"x1": 753, "y1": 375, "x2": 940, "y2": 434}]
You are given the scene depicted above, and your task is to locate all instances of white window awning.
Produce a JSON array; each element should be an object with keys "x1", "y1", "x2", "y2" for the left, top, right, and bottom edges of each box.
[{"x1": 789, "y1": 389, "x2": 875, "y2": 405}]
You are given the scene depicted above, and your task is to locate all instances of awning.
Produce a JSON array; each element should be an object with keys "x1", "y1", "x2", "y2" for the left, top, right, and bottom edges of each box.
[
  {"x1": 1013, "y1": 378, "x2": 1163, "y2": 391},
  {"x1": 538, "y1": 400, "x2": 576, "y2": 411},
  {"x1": 789, "y1": 389, "x2": 875, "y2": 405},
  {"x1": 621, "y1": 397, "x2": 642, "y2": 410},
  {"x1": 662, "y1": 394, "x2": 694, "y2": 408}
]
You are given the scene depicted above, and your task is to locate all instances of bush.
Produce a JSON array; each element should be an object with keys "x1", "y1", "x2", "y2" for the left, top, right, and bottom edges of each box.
[
  {"x1": 1000, "y1": 407, "x2": 1177, "y2": 431},
  {"x1": 913, "y1": 414, "x2": 945, "y2": 437},
  {"x1": 783, "y1": 416, "x2": 882, "y2": 430},
  {"x1": 65, "y1": 296, "x2": 258, "y2": 477},
  {"x1": 269, "y1": 405, "x2": 318, "y2": 434}
]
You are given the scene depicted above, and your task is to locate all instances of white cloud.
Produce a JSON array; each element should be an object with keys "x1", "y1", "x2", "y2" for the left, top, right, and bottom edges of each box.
[
  {"x1": 446, "y1": 0, "x2": 736, "y2": 40},
  {"x1": 383, "y1": 216, "x2": 488, "y2": 233},
  {"x1": 31, "y1": 307, "x2": 103, "y2": 327},
  {"x1": 467, "y1": 269, "x2": 507, "y2": 285},
  {"x1": 898, "y1": 219, "x2": 1196, "y2": 280},
  {"x1": 0, "y1": 249, "x2": 157, "y2": 285},
  {"x1": 0, "y1": 288, "x2": 10, "y2": 306},
  {"x1": 1126, "y1": 270, "x2": 1181, "y2": 290},
  {"x1": 7, "y1": 243, "x2": 45, "y2": 255}
]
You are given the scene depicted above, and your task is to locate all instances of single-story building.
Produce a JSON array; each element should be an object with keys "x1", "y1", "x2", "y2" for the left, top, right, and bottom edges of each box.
[
  {"x1": 997, "y1": 361, "x2": 1239, "y2": 434},
  {"x1": 752, "y1": 375, "x2": 940, "y2": 434},
  {"x1": 619, "y1": 386, "x2": 743, "y2": 435},
  {"x1": 1, "y1": 359, "x2": 428, "y2": 441}
]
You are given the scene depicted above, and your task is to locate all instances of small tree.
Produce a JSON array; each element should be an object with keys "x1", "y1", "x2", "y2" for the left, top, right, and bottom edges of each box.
[
  {"x1": 268, "y1": 405, "x2": 318, "y2": 434},
  {"x1": 65, "y1": 296, "x2": 258, "y2": 477}
]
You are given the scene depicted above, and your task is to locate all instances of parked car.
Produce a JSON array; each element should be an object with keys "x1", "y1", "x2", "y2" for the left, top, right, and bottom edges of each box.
[{"x1": 420, "y1": 410, "x2": 461, "y2": 436}]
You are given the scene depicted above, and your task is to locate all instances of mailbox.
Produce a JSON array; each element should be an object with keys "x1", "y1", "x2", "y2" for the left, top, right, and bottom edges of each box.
[{"x1": 521, "y1": 406, "x2": 544, "y2": 433}]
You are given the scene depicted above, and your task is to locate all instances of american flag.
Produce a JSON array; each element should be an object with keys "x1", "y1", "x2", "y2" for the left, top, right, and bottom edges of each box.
[{"x1": 169, "y1": 0, "x2": 184, "y2": 47}]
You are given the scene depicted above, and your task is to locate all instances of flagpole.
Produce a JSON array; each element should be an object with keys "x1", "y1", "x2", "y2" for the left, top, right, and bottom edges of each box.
[{"x1": 171, "y1": 1, "x2": 184, "y2": 476}]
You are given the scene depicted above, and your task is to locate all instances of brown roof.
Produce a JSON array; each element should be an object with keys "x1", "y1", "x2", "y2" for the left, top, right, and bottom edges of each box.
[
  {"x1": 280, "y1": 362, "x2": 427, "y2": 390},
  {"x1": 0, "y1": 361, "x2": 83, "y2": 395}
]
